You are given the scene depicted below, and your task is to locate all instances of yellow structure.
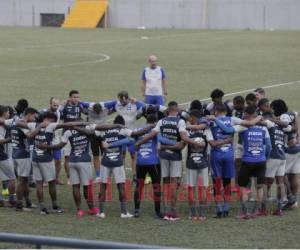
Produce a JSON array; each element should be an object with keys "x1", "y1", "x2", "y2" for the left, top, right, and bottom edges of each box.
[{"x1": 62, "y1": 0, "x2": 108, "y2": 28}]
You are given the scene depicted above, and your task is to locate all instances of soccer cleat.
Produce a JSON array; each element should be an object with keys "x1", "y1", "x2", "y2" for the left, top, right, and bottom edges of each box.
[
  {"x1": 96, "y1": 212, "x2": 106, "y2": 218},
  {"x1": 272, "y1": 209, "x2": 283, "y2": 216},
  {"x1": 188, "y1": 216, "x2": 198, "y2": 221},
  {"x1": 169, "y1": 214, "x2": 180, "y2": 221},
  {"x1": 87, "y1": 207, "x2": 99, "y2": 215},
  {"x1": 26, "y1": 202, "x2": 37, "y2": 209},
  {"x1": 290, "y1": 201, "x2": 298, "y2": 209},
  {"x1": 134, "y1": 209, "x2": 140, "y2": 218},
  {"x1": 163, "y1": 215, "x2": 170, "y2": 221},
  {"x1": 154, "y1": 213, "x2": 164, "y2": 219},
  {"x1": 77, "y1": 209, "x2": 85, "y2": 218},
  {"x1": 198, "y1": 216, "x2": 206, "y2": 221},
  {"x1": 120, "y1": 212, "x2": 134, "y2": 218},
  {"x1": 40, "y1": 208, "x2": 50, "y2": 215},
  {"x1": 253, "y1": 209, "x2": 268, "y2": 217},
  {"x1": 67, "y1": 179, "x2": 71, "y2": 185},
  {"x1": 52, "y1": 206, "x2": 64, "y2": 214},
  {"x1": 235, "y1": 213, "x2": 251, "y2": 220}
]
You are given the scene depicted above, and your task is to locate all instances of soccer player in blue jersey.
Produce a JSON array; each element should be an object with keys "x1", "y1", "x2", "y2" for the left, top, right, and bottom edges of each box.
[
  {"x1": 272, "y1": 99, "x2": 300, "y2": 210},
  {"x1": 135, "y1": 101, "x2": 204, "y2": 221},
  {"x1": 40, "y1": 97, "x2": 64, "y2": 185},
  {"x1": 132, "y1": 113, "x2": 162, "y2": 218},
  {"x1": 36, "y1": 121, "x2": 100, "y2": 217},
  {"x1": 141, "y1": 55, "x2": 167, "y2": 106},
  {"x1": 261, "y1": 112, "x2": 288, "y2": 215},
  {"x1": 21, "y1": 112, "x2": 66, "y2": 215},
  {"x1": 60, "y1": 90, "x2": 90, "y2": 185},
  {"x1": 207, "y1": 104, "x2": 262, "y2": 218},
  {"x1": 5, "y1": 108, "x2": 47, "y2": 211},
  {"x1": 79, "y1": 115, "x2": 153, "y2": 219},
  {"x1": 214, "y1": 105, "x2": 272, "y2": 219}
]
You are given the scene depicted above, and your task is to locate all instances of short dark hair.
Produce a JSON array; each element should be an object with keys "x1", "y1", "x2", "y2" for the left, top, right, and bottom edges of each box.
[
  {"x1": 168, "y1": 101, "x2": 178, "y2": 108},
  {"x1": 210, "y1": 89, "x2": 224, "y2": 99},
  {"x1": 271, "y1": 99, "x2": 288, "y2": 116},
  {"x1": 190, "y1": 100, "x2": 202, "y2": 111},
  {"x1": 118, "y1": 91, "x2": 129, "y2": 99},
  {"x1": 258, "y1": 98, "x2": 269, "y2": 107},
  {"x1": 24, "y1": 107, "x2": 38, "y2": 116},
  {"x1": 146, "y1": 113, "x2": 158, "y2": 124},
  {"x1": 233, "y1": 95, "x2": 245, "y2": 104},
  {"x1": 254, "y1": 87, "x2": 265, "y2": 95},
  {"x1": 244, "y1": 105, "x2": 257, "y2": 115},
  {"x1": 245, "y1": 93, "x2": 257, "y2": 102},
  {"x1": 69, "y1": 90, "x2": 79, "y2": 97},
  {"x1": 92, "y1": 103, "x2": 103, "y2": 114},
  {"x1": 15, "y1": 99, "x2": 29, "y2": 115},
  {"x1": 41, "y1": 111, "x2": 57, "y2": 122},
  {"x1": 214, "y1": 104, "x2": 227, "y2": 113},
  {"x1": 0, "y1": 105, "x2": 9, "y2": 117},
  {"x1": 189, "y1": 109, "x2": 202, "y2": 119},
  {"x1": 114, "y1": 115, "x2": 125, "y2": 125}
]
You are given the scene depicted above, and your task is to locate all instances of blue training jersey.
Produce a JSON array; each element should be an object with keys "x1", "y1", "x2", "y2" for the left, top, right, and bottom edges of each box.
[
  {"x1": 239, "y1": 125, "x2": 270, "y2": 163},
  {"x1": 135, "y1": 125, "x2": 159, "y2": 166}
]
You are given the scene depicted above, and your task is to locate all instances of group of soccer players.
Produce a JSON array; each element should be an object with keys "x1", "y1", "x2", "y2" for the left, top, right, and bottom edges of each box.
[{"x1": 0, "y1": 55, "x2": 299, "y2": 221}]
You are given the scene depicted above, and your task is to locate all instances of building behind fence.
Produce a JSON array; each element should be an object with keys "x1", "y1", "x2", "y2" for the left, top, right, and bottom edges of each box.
[{"x1": 0, "y1": 0, "x2": 300, "y2": 30}]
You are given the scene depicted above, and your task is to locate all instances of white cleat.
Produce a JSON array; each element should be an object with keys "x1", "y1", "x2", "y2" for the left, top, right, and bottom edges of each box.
[
  {"x1": 120, "y1": 212, "x2": 133, "y2": 218},
  {"x1": 96, "y1": 212, "x2": 106, "y2": 218},
  {"x1": 291, "y1": 201, "x2": 298, "y2": 209}
]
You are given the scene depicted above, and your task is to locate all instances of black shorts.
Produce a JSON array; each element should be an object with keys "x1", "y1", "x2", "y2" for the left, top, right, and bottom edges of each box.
[
  {"x1": 90, "y1": 135, "x2": 103, "y2": 157},
  {"x1": 238, "y1": 161, "x2": 266, "y2": 187},
  {"x1": 136, "y1": 164, "x2": 161, "y2": 185}
]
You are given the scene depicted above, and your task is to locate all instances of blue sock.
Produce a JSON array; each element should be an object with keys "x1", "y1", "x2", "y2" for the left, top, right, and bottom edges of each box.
[
  {"x1": 216, "y1": 203, "x2": 223, "y2": 213},
  {"x1": 223, "y1": 202, "x2": 230, "y2": 212},
  {"x1": 96, "y1": 170, "x2": 101, "y2": 178}
]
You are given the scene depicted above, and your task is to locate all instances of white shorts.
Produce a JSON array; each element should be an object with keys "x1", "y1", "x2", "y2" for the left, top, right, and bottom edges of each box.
[
  {"x1": 285, "y1": 153, "x2": 300, "y2": 174},
  {"x1": 160, "y1": 159, "x2": 182, "y2": 178},
  {"x1": 13, "y1": 158, "x2": 31, "y2": 177},
  {"x1": 186, "y1": 168, "x2": 209, "y2": 187},
  {"x1": 235, "y1": 144, "x2": 243, "y2": 159},
  {"x1": 0, "y1": 159, "x2": 16, "y2": 181},
  {"x1": 265, "y1": 159, "x2": 286, "y2": 178},
  {"x1": 101, "y1": 165, "x2": 126, "y2": 184},
  {"x1": 69, "y1": 162, "x2": 93, "y2": 186},
  {"x1": 32, "y1": 161, "x2": 56, "y2": 182},
  {"x1": 63, "y1": 141, "x2": 71, "y2": 157}
]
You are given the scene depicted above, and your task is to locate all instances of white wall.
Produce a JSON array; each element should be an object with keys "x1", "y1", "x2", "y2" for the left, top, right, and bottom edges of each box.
[{"x1": 1, "y1": 0, "x2": 300, "y2": 30}]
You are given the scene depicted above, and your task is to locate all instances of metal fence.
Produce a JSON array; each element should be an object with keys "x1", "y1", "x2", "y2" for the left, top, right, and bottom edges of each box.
[{"x1": 0, "y1": 233, "x2": 167, "y2": 249}]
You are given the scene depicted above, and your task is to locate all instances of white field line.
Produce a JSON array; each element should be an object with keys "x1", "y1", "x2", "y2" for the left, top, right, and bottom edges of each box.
[
  {"x1": 0, "y1": 31, "x2": 229, "y2": 50},
  {"x1": 8, "y1": 51, "x2": 110, "y2": 72},
  {"x1": 178, "y1": 80, "x2": 300, "y2": 106},
  {"x1": 106, "y1": 80, "x2": 300, "y2": 122}
]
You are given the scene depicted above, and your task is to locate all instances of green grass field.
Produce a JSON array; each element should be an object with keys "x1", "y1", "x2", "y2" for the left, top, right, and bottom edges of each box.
[{"x1": 0, "y1": 27, "x2": 300, "y2": 248}]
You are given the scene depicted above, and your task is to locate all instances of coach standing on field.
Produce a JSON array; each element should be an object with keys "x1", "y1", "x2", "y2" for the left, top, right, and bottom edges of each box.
[{"x1": 141, "y1": 55, "x2": 168, "y2": 105}]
